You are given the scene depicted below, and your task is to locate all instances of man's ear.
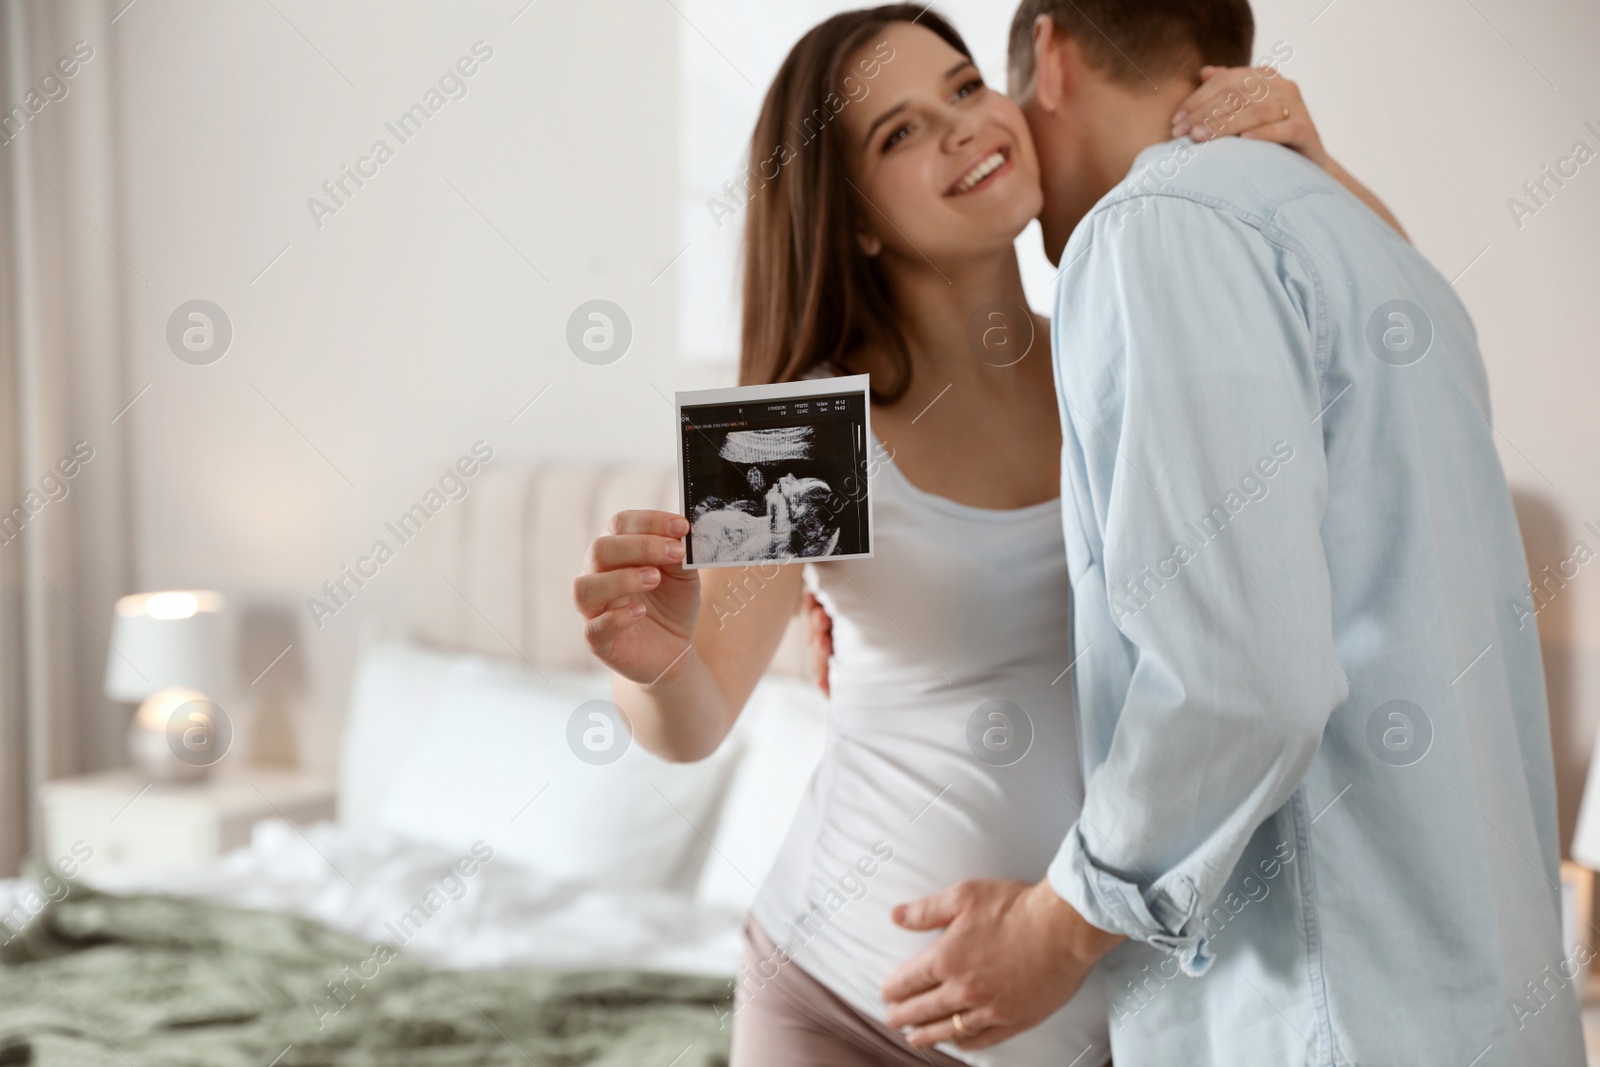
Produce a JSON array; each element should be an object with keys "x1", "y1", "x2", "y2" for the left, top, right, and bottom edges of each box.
[
  {"x1": 1030, "y1": 14, "x2": 1066, "y2": 111},
  {"x1": 856, "y1": 229, "x2": 882, "y2": 256}
]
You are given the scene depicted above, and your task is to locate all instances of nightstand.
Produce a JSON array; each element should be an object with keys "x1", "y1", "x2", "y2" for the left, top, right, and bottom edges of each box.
[{"x1": 40, "y1": 768, "x2": 336, "y2": 874}]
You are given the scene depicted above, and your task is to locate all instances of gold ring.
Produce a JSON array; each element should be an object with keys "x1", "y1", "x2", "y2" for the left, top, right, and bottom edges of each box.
[{"x1": 952, "y1": 1012, "x2": 973, "y2": 1038}]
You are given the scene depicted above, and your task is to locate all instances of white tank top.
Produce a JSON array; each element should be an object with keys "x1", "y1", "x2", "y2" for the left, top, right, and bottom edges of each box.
[{"x1": 748, "y1": 400, "x2": 1110, "y2": 1065}]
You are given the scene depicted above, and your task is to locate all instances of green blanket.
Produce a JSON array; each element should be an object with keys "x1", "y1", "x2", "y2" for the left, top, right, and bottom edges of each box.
[{"x1": 0, "y1": 876, "x2": 733, "y2": 1066}]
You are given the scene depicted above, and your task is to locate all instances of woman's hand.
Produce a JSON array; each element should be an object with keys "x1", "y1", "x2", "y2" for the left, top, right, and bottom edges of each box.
[
  {"x1": 1171, "y1": 65, "x2": 1329, "y2": 166},
  {"x1": 804, "y1": 592, "x2": 833, "y2": 696},
  {"x1": 575, "y1": 510, "x2": 699, "y2": 686},
  {"x1": 1170, "y1": 65, "x2": 1409, "y2": 241}
]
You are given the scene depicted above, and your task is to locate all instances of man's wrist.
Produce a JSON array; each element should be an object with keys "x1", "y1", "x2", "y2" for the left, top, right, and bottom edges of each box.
[{"x1": 1026, "y1": 876, "x2": 1124, "y2": 965}]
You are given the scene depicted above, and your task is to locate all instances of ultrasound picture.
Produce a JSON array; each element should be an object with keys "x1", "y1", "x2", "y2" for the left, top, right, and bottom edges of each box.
[{"x1": 677, "y1": 383, "x2": 871, "y2": 568}]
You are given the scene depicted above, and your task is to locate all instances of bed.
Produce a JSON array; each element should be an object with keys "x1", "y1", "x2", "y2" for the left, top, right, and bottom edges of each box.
[{"x1": 0, "y1": 463, "x2": 828, "y2": 1065}]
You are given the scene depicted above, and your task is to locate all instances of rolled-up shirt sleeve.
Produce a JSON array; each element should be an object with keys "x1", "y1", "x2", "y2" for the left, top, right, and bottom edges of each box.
[{"x1": 1046, "y1": 194, "x2": 1351, "y2": 974}]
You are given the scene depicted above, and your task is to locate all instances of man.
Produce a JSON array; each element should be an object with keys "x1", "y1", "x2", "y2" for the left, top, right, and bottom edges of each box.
[{"x1": 870, "y1": 1, "x2": 1583, "y2": 1063}]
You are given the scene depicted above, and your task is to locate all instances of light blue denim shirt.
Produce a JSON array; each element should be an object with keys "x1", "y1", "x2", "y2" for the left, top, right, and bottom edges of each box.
[{"x1": 1047, "y1": 137, "x2": 1583, "y2": 1066}]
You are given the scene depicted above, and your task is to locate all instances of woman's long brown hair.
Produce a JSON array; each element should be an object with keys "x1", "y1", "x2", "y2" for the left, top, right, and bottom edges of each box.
[{"x1": 738, "y1": 6, "x2": 973, "y2": 404}]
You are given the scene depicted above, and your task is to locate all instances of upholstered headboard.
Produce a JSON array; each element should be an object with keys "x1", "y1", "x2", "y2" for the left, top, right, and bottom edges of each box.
[{"x1": 405, "y1": 464, "x2": 810, "y2": 677}]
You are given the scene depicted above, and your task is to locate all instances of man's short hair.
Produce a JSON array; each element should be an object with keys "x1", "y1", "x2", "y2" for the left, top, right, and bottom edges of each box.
[{"x1": 1007, "y1": 0, "x2": 1254, "y2": 94}]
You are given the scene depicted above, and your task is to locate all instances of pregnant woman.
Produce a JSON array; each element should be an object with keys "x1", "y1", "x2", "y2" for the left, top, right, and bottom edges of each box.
[{"x1": 574, "y1": 7, "x2": 1407, "y2": 1064}]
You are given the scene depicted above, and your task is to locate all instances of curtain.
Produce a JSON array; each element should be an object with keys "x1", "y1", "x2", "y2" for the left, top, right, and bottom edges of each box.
[{"x1": 0, "y1": 0, "x2": 132, "y2": 876}]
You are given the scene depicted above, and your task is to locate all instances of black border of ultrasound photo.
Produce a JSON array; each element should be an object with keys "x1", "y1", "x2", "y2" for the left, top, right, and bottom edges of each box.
[{"x1": 674, "y1": 374, "x2": 875, "y2": 570}]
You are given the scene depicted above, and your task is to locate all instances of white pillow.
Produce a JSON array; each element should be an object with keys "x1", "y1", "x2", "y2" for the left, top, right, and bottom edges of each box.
[
  {"x1": 694, "y1": 675, "x2": 829, "y2": 912},
  {"x1": 370, "y1": 653, "x2": 744, "y2": 894},
  {"x1": 340, "y1": 636, "x2": 463, "y2": 827}
]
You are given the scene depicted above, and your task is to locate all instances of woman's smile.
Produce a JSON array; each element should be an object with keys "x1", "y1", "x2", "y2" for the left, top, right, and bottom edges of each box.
[{"x1": 946, "y1": 145, "x2": 1014, "y2": 196}]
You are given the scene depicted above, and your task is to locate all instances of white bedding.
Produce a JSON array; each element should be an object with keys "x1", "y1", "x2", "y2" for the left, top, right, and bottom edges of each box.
[
  {"x1": 70, "y1": 817, "x2": 747, "y2": 977},
  {"x1": 3, "y1": 636, "x2": 829, "y2": 980}
]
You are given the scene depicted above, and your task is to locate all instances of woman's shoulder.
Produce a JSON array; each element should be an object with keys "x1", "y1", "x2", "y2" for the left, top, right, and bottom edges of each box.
[
  {"x1": 801, "y1": 348, "x2": 888, "y2": 387},
  {"x1": 798, "y1": 358, "x2": 848, "y2": 382}
]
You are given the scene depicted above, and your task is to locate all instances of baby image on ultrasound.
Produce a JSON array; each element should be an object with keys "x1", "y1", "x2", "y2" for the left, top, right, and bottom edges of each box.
[
  {"x1": 676, "y1": 377, "x2": 872, "y2": 569},
  {"x1": 692, "y1": 427, "x2": 841, "y2": 562}
]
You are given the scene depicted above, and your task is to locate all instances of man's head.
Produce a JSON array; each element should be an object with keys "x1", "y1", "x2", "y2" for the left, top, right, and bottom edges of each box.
[{"x1": 1007, "y1": 0, "x2": 1254, "y2": 260}]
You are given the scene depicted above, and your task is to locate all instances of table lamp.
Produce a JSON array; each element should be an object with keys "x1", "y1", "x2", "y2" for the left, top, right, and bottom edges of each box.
[{"x1": 104, "y1": 590, "x2": 230, "y2": 781}]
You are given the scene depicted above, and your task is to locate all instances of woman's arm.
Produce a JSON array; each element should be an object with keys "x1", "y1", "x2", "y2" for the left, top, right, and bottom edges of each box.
[
  {"x1": 1299, "y1": 154, "x2": 1409, "y2": 241},
  {"x1": 1172, "y1": 65, "x2": 1410, "y2": 242},
  {"x1": 574, "y1": 509, "x2": 805, "y2": 762}
]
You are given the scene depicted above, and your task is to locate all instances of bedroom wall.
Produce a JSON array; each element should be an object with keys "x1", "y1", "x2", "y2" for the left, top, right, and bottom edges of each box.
[
  {"x1": 105, "y1": 0, "x2": 1600, "y2": 853},
  {"x1": 108, "y1": 0, "x2": 706, "y2": 768}
]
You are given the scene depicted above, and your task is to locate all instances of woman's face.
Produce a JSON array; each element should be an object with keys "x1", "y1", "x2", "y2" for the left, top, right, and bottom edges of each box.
[{"x1": 841, "y1": 22, "x2": 1043, "y2": 266}]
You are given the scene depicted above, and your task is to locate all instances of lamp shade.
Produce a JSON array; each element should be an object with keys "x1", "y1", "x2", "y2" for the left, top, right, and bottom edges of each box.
[{"x1": 104, "y1": 590, "x2": 227, "y2": 701}]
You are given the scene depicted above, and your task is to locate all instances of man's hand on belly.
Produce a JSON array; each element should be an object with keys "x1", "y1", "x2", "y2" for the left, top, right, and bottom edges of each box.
[{"x1": 881, "y1": 877, "x2": 1123, "y2": 1050}]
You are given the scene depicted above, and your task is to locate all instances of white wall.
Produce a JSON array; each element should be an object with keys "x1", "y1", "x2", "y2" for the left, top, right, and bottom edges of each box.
[
  {"x1": 107, "y1": 0, "x2": 1600, "y2": 848},
  {"x1": 111, "y1": 0, "x2": 702, "y2": 766}
]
